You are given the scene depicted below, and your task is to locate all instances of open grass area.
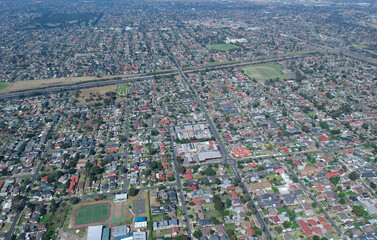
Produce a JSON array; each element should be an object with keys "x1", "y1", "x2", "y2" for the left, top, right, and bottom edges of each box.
[
  {"x1": 0, "y1": 82, "x2": 8, "y2": 91},
  {"x1": 242, "y1": 63, "x2": 285, "y2": 81},
  {"x1": 74, "y1": 202, "x2": 112, "y2": 225},
  {"x1": 207, "y1": 44, "x2": 240, "y2": 51},
  {"x1": 205, "y1": 210, "x2": 220, "y2": 218},
  {"x1": 40, "y1": 213, "x2": 52, "y2": 223}
]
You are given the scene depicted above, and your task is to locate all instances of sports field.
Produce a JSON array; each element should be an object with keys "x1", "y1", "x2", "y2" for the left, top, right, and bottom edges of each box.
[
  {"x1": 207, "y1": 44, "x2": 239, "y2": 51},
  {"x1": 73, "y1": 201, "x2": 113, "y2": 226},
  {"x1": 242, "y1": 63, "x2": 285, "y2": 81}
]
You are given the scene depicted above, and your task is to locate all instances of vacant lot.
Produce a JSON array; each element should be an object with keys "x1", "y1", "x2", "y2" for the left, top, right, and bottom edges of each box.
[
  {"x1": 77, "y1": 85, "x2": 117, "y2": 104},
  {"x1": 0, "y1": 74, "x2": 138, "y2": 94},
  {"x1": 73, "y1": 201, "x2": 113, "y2": 226},
  {"x1": 242, "y1": 63, "x2": 285, "y2": 81},
  {"x1": 207, "y1": 44, "x2": 240, "y2": 51}
]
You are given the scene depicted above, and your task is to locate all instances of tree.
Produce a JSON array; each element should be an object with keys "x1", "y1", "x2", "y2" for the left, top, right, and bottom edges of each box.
[
  {"x1": 150, "y1": 161, "x2": 158, "y2": 170},
  {"x1": 175, "y1": 235, "x2": 189, "y2": 240},
  {"x1": 176, "y1": 164, "x2": 185, "y2": 174},
  {"x1": 204, "y1": 167, "x2": 216, "y2": 176},
  {"x1": 90, "y1": 165, "x2": 102, "y2": 175},
  {"x1": 51, "y1": 199, "x2": 57, "y2": 212},
  {"x1": 349, "y1": 171, "x2": 360, "y2": 181},
  {"x1": 40, "y1": 206, "x2": 47, "y2": 215},
  {"x1": 214, "y1": 201, "x2": 224, "y2": 211},
  {"x1": 215, "y1": 178, "x2": 221, "y2": 185},
  {"x1": 302, "y1": 125, "x2": 310, "y2": 133},
  {"x1": 329, "y1": 176, "x2": 340, "y2": 185},
  {"x1": 213, "y1": 195, "x2": 224, "y2": 211},
  {"x1": 275, "y1": 226, "x2": 283, "y2": 233},
  {"x1": 225, "y1": 199, "x2": 232, "y2": 208},
  {"x1": 313, "y1": 236, "x2": 320, "y2": 240},
  {"x1": 129, "y1": 186, "x2": 138, "y2": 197},
  {"x1": 353, "y1": 205, "x2": 364, "y2": 217},
  {"x1": 142, "y1": 169, "x2": 151, "y2": 176},
  {"x1": 157, "y1": 162, "x2": 163, "y2": 171},
  {"x1": 69, "y1": 197, "x2": 79, "y2": 205},
  {"x1": 193, "y1": 230, "x2": 202, "y2": 239},
  {"x1": 283, "y1": 221, "x2": 291, "y2": 228},
  {"x1": 211, "y1": 217, "x2": 220, "y2": 224},
  {"x1": 339, "y1": 198, "x2": 346, "y2": 204},
  {"x1": 151, "y1": 130, "x2": 159, "y2": 136}
]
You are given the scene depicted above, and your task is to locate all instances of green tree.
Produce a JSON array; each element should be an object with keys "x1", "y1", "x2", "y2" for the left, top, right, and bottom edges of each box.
[
  {"x1": 129, "y1": 186, "x2": 138, "y2": 197},
  {"x1": 275, "y1": 226, "x2": 283, "y2": 233},
  {"x1": 353, "y1": 205, "x2": 364, "y2": 217},
  {"x1": 69, "y1": 197, "x2": 79, "y2": 205},
  {"x1": 90, "y1": 165, "x2": 102, "y2": 175},
  {"x1": 329, "y1": 176, "x2": 340, "y2": 185},
  {"x1": 349, "y1": 171, "x2": 360, "y2": 181},
  {"x1": 225, "y1": 199, "x2": 232, "y2": 208},
  {"x1": 283, "y1": 221, "x2": 291, "y2": 228},
  {"x1": 176, "y1": 164, "x2": 185, "y2": 174},
  {"x1": 193, "y1": 230, "x2": 202, "y2": 239},
  {"x1": 204, "y1": 167, "x2": 216, "y2": 176}
]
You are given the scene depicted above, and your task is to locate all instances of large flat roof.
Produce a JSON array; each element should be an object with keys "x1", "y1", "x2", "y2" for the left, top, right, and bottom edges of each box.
[{"x1": 87, "y1": 225, "x2": 103, "y2": 240}]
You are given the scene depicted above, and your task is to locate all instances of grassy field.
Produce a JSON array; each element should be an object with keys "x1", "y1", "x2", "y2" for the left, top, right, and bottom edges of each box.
[
  {"x1": 117, "y1": 84, "x2": 128, "y2": 96},
  {"x1": 207, "y1": 44, "x2": 240, "y2": 51},
  {"x1": 242, "y1": 63, "x2": 285, "y2": 81},
  {"x1": 0, "y1": 74, "x2": 138, "y2": 94},
  {"x1": 74, "y1": 202, "x2": 112, "y2": 225},
  {"x1": 0, "y1": 82, "x2": 8, "y2": 91}
]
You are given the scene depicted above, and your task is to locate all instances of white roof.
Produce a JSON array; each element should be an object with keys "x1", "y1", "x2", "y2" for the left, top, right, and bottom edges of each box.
[
  {"x1": 134, "y1": 221, "x2": 148, "y2": 228},
  {"x1": 197, "y1": 151, "x2": 221, "y2": 161},
  {"x1": 87, "y1": 225, "x2": 103, "y2": 240},
  {"x1": 115, "y1": 193, "x2": 128, "y2": 200},
  {"x1": 133, "y1": 232, "x2": 147, "y2": 240}
]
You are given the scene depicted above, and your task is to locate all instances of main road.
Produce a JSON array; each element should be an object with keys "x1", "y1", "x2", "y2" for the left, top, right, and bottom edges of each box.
[{"x1": 159, "y1": 29, "x2": 273, "y2": 240}]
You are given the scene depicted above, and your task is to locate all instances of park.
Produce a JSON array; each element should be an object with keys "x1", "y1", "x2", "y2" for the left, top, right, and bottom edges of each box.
[{"x1": 242, "y1": 63, "x2": 285, "y2": 81}]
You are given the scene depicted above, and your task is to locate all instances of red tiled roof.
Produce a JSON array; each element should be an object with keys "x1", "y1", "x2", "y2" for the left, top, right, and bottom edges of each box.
[
  {"x1": 246, "y1": 228, "x2": 255, "y2": 237},
  {"x1": 312, "y1": 227, "x2": 323, "y2": 235},
  {"x1": 317, "y1": 217, "x2": 326, "y2": 224},
  {"x1": 298, "y1": 220, "x2": 313, "y2": 237}
]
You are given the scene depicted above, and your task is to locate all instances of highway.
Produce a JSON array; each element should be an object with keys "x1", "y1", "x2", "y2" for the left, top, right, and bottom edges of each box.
[
  {"x1": 282, "y1": 34, "x2": 377, "y2": 66},
  {"x1": 0, "y1": 55, "x2": 310, "y2": 101}
]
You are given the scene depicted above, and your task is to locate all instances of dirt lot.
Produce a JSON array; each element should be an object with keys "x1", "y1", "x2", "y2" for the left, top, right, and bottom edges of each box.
[
  {"x1": 76, "y1": 85, "x2": 117, "y2": 104},
  {"x1": 0, "y1": 74, "x2": 138, "y2": 94}
]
